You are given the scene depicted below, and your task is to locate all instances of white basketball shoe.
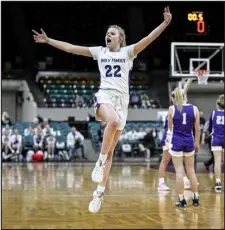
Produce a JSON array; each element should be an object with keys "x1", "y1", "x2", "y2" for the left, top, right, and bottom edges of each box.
[
  {"x1": 91, "y1": 160, "x2": 106, "y2": 183},
  {"x1": 88, "y1": 190, "x2": 104, "y2": 213}
]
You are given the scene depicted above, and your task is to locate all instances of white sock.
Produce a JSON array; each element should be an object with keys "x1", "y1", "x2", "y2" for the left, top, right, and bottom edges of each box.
[
  {"x1": 216, "y1": 178, "x2": 221, "y2": 183},
  {"x1": 183, "y1": 176, "x2": 189, "y2": 183},
  {"x1": 97, "y1": 185, "x2": 105, "y2": 194},
  {"x1": 98, "y1": 153, "x2": 107, "y2": 164},
  {"x1": 179, "y1": 194, "x2": 184, "y2": 201},
  {"x1": 193, "y1": 192, "x2": 199, "y2": 199},
  {"x1": 159, "y1": 178, "x2": 165, "y2": 184}
]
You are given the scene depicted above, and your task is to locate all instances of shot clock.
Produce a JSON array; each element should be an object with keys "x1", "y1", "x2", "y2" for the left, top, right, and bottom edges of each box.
[{"x1": 187, "y1": 11, "x2": 206, "y2": 35}]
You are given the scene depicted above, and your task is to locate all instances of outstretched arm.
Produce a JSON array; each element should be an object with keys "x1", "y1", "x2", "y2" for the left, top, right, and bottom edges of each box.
[
  {"x1": 32, "y1": 29, "x2": 92, "y2": 57},
  {"x1": 133, "y1": 6, "x2": 172, "y2": 56}
]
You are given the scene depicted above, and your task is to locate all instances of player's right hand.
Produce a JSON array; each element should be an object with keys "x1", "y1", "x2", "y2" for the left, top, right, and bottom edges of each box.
[{"x1": 32, "y1": 28, "x2": 49, "y2": 43}]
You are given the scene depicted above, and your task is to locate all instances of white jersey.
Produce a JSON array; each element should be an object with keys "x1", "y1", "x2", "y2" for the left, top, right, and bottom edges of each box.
[{"x1": 89, "y1": 45, "x2": 136, "y2": 96}]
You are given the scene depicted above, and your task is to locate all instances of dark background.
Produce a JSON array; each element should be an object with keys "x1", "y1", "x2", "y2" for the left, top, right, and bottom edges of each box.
[{"x1": 1, "y1": 1, "x2": 224, "y2": 74}]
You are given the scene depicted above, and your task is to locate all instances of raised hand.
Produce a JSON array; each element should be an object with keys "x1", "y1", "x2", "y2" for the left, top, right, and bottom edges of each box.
[
  {"x1": 32, "y1": 28, "x2": 49, "y2": 43},
  {"x1": 163, "y1": 6, "x2": 172, "y2": 24}
]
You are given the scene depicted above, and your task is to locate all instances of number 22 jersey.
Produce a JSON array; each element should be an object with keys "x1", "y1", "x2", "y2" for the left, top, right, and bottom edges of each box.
[{"x1": 89, "y1": 45, "x2": 137, "y2": 96}]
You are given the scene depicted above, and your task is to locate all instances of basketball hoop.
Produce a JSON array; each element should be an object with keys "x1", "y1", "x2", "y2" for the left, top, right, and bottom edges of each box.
[{"x1": 195, "y1": 70, "x2": 209, "y2": 85}]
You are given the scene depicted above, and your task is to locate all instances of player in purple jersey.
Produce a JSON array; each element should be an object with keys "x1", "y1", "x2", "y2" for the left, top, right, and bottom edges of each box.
[
  {"x1": 208, "y1": 94, "x2": 224, "y2": 192},
  {"x1": 167, "y1": 88, "x2": 200, "y2": 208},
  {"x1": 158, "y1": 115, "x2": 191, "y2": 191},
  {"x1": 33, "y1": 7, "x2": 172, "y2": 213}
]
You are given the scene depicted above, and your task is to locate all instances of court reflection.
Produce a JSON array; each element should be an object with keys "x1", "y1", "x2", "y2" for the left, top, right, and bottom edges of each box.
[{"x1": 2, "y1": 162, "x2": 224, "y2": 229}]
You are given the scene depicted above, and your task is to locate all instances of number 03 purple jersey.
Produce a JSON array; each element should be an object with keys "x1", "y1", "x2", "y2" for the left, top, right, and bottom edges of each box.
[{"x1": 170, "y1": 104, "x2": 196, "y2": 153}]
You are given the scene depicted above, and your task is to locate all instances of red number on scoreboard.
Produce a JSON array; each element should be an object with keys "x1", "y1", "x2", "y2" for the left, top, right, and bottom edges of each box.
[{"x1": 197, "y1": 20, "x2": 205, "y2": 33}]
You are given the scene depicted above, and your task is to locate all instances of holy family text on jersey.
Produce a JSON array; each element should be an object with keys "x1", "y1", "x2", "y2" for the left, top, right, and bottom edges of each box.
[{"x1": 101, "y1": 58, "x2": 126, "y2": 63}]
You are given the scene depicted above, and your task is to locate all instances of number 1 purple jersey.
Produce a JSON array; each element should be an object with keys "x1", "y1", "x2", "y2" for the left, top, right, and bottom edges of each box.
[{"x1": 170, "y1": 104, "x2": 196, "y2": 153}]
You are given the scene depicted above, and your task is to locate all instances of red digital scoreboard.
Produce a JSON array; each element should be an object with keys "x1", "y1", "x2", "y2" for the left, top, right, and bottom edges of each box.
[{"x1": 187, "y1": 11, "x2": 206, "y2": 35}]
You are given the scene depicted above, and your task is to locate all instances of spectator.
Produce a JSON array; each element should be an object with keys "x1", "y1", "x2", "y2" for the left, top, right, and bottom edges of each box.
[
  {"x1": 43, "y1": 126, "x2": 56, "y2": 160},
  {"x1": 32, "y1": 117, "x2": 41, "y2": 134},
  {"x1": 126, "y1": 127, "x2": 139, "y2": 141},
  {"x1": 33, "y1": 127, "x2": 44, "y2": 151},
  {"x1": 2, "y1": 124, "x2": 13, "y2": 136},
  {"x1": 75, "y1": 95, "x2": 85, "y2": 108},
  {"x1": 130, "y1": 93, "x2": 141, "y2": 108},
  {"x1": 141, "y1": 128, "x2": 156, "y2": 161},
  {"x1": 27, "y1": 127, "x2": 44, "y2": 162},
  {"x1": 24, "y1": 125, "x2": 35, "y2": 136},
  {"x1": 42, "y1": 118, "x2": 49, "y2": 129},
  {"x1": 202, "y1": 121, "x2": 214, "y2": 171},
  {"x1": 141, "y1": 93, "x2": 151, "y2": 108},
  {"x1": 2, "y1": 129, "x2": 15, "y2": 160},
  {"x1": 67, "y1": 126, "x2": 85, "y2": 159},
  {"x1": 200, "y1": 111, "x2": 206, "y2": 142},
  {"x1": 2, "y1": 111, "x2": 12, "y2": 126},
  {"x1": 137, "y1": 127, "x2": 147, "y2": 139},
  {"x1": 43, "y1": 124, "x2": 54, "y2": 136},
  {"x1": 119, "y1": 129, "x2": 127, "y2": 142},
  {"x1": 10, "y1": 128, "x2": 23, "y2": 160}
]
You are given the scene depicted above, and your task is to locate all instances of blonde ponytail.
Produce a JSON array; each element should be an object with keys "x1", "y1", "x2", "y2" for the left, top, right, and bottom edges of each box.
[{"x1": 171, "y1": 88, "x2": 184, "y2": 112}]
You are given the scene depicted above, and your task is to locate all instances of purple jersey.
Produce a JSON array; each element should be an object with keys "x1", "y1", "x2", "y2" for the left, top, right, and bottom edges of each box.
[
  {"x1": 170, "y1": 104, "x2": 196, "y2": 152},
  {"x1": 209, "y1": 110, "x2": 224, "y2": 148},
  {"x1": 161, "y1": 117, "x2": 168, "y2": 146}
]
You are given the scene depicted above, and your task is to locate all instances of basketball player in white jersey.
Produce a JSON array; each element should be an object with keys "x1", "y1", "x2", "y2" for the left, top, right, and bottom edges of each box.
[{"x1": 33, "y1": 6, "x2": 172, "y2": 213}]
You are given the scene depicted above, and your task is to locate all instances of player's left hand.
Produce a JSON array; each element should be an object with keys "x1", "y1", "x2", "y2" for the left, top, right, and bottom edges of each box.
[
  {"x1": 194, "y1": 143, "x2": 200, "y2": 153},
  {"x1": 163, "y1": 6, "x2": 172, "y2": 24}
]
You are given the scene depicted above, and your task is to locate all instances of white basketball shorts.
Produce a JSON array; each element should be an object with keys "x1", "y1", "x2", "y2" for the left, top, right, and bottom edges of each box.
[{"x1": 93, "y1": 89, "x2": 129, "y2": 130}]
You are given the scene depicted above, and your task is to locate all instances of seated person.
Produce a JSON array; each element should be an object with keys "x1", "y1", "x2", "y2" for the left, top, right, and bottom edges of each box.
[
  {"x1": 43, "y1": 124, "x2": 54, "y2": 136},
  {"x1": 130, "y1": 93, "x2": 141, "y2": 108},
  {"x1": 2, "y1": 124, "x2": 13, "y2": 136},
  {"x1": 24, "y1": 125, "x2": 35, "y2": 136},
  {"x1": 2, "y1": 129, "x2": 15, "y2": 161},
  {"x1": 10, "y1": 128, "x2": 23, "y2": 160},
  {"x1": 141, "y1": 93, "x2": 151, "y2": 108},
  {"x1": 67, "y1": 126, "x2": 85, "y2": 159},
  {"x1": 126, "y1": 128, "x2": 139, "y2": 141},
  {"x1": 137, "y1": 127, "x2": 147, "y2": 140},
  {"x1": 141, "y1": 128, "x2": 157, "y2": 161},
  {"x1": 27, "y1": 127, "x2": 44, "y2": 161},
  {"x1": 33, "y1": 117, "x2": 42, "y2": 135},
  {"x1": 43, "y1": 126, "x2": 56, "y2": 160}
]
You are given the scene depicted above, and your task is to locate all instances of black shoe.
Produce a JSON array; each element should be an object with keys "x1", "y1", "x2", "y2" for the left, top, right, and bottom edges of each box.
[
  {"x1": 215, "y1": 182, "x2": 222, "y2": 192},
  {"x1": 175, "y1": 199, "x2": 187, "y2": 208},
  {"x1": 192, "y1": 198, "x2": 200, "y2": 207},
  {"x1": 204, "y1": 162, "x2": 209, "y2": 171}
]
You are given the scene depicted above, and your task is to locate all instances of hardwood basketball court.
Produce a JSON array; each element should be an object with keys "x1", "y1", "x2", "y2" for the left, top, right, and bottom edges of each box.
[{"x1": 2, "y1": 162, "x2": 224, "y2": 229}]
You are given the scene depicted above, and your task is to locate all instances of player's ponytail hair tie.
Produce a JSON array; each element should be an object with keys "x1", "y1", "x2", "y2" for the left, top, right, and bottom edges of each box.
[{"x1": 108, "y1": 25, "x2": 126, "y2": 47}]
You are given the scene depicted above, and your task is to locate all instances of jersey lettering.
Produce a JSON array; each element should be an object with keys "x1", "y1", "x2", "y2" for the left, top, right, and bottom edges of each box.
[
  {"x1": 182, "y1": 113, "x2": 187, "y2": 125},
  {"x1": 216, "y1": 115, "x2": 224, "y2": 125}
]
